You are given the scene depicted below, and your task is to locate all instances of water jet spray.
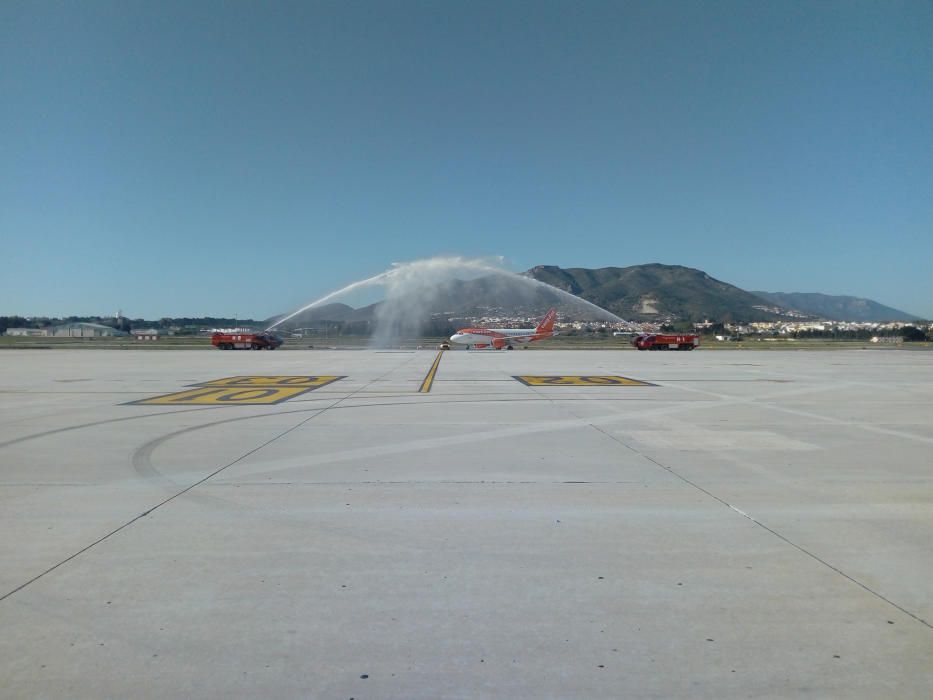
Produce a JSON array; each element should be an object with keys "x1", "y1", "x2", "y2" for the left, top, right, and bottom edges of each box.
[{"x1": 266, "y1": 256, "x2": 626, "y2": 344}]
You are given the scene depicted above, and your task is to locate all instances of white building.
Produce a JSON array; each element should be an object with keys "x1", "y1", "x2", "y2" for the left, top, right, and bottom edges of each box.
[{"x1": 132, "y1": 328, "x2": 162, "y2": 341}]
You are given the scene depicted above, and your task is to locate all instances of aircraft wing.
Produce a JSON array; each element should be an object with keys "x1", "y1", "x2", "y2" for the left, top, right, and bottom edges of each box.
[{"x1": 492, "y1": 336, "x2": 533, "y2": 348}]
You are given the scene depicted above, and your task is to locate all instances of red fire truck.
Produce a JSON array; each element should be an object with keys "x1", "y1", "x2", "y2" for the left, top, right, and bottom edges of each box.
[
  {"x1": 211, "y1": 331, "x2": 283, "y2": 350},
  {"x1": 632, "y1": 333, "x2": 699, "y2": 351}
]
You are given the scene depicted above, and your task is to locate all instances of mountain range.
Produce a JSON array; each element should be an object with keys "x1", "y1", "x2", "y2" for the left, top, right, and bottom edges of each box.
[
  {"x1": 749, "y1": 291, "x2": 917, "y2": 323},
  {"x1": 268, "y1": 264, "x2": 920, "y2": 327},
  {"x1": 526, "y1": 265, "x2": 919, "y2": 322}
]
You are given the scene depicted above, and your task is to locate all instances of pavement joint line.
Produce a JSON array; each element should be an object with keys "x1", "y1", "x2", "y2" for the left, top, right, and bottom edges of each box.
[
  {"x1": 2, "y1": 395, "x2": 733, "y2": 494},
  {"x1": 0, "y1": 379, "x2": 804, "y2": 457},
  {"x1": 0, "y1": 406, "x2": 334, "y2": 604},
  {"x1": 592, "y1": 413, "x2": 933, "y2": 631},
  {"x1": 639, "y1": 443, "x2": 933, "y2": 631},
  {"x1": 520, "y1": 380, "x2": 933, "y2": 631},
  {"x1": 131, "y1": 357, "x2": 428, "y2": 489},
  {"x1": 669, "y1": 381, "x2": 933, "y2": 447},
  {"x1": 418, "y1": 350, "x2": 445, "y2": 393},
  {"x1": 1, "y1": 478, "x2": 664, "y2": 487},
  {"x1": 0, "y1": 360, "x2": 916, "y2": 592},
  {"x1": 0, "y1": 406, "x2": 236, "y2": 450},
  {"x1": 130, "y1": 390, "x2": 810, "y2": 484},
  {"x1": 203, "y1": 480, "x2": 648, "y2": 486},
  {"x1": 0, "y1": 395, "x2": 707, "y2": 452},
  {"x1": 0, "y1": 353, "x2": 420, "y2": 604}
]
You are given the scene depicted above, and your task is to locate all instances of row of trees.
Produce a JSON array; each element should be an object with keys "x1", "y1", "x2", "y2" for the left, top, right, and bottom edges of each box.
[{"x1": 784, "y1": 327, "x2": 929, "y2": 341}]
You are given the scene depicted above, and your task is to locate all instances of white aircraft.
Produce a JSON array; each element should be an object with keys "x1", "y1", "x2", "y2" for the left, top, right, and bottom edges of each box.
[{"x1": 449, "y1": 309, "x2": 558, "y2": 350}]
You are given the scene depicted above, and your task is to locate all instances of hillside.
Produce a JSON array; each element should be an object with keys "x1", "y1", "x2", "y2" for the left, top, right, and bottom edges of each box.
[
  {"x1": 526, "y1": 264, "x2": 785, "y2": 322},
  {"x1": 751, "y1": 292, "x2": 918, "y2": 322}
]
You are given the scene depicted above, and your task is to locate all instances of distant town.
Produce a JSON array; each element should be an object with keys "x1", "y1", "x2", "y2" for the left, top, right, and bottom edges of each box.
[
  {"x1": 472, "y1": 314, "x2": 932, "y2": 343},
  {"x1": 2, "y1": 310, "x2": 931, "y2": 343}
]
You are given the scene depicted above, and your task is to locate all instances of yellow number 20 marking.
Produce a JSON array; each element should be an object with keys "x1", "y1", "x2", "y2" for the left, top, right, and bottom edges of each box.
[
  {"x1": 126, "y1": 376, "x2": 345, "y2": 405},
  {"x1": 128, "y1": 386, "x2": 316, "y2": 405}
]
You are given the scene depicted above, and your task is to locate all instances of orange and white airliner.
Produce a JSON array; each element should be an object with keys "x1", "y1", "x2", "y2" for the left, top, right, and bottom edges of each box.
[{"x1": 449, "y1": 309, "x2": 558, "y2": 350}]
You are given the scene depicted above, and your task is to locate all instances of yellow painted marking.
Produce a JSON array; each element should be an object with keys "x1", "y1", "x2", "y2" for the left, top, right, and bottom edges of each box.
[
  {"x1": 194, "y1": 375, "x2": 343, "y2": 388},
  {"x1": 513, "y1": 375, "x2": 654, "y2": 387},
  {"x1": 419, "y1": 351, "x2": 445, "y2": 393},
  {"x1": 128, "y1": 386, "x2": 316, "y2": 405}
]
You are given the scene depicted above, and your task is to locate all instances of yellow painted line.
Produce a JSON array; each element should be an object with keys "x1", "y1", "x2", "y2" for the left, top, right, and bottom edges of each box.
[
  {"x1": 513, "y1": 375, "x2": 655, "y2": 387},
  {"x1": 127, "y1": 385, "x2": 316, "y2": 406},
  {"x1": 193, "y1": 375, "x2": 344, "y2": 388},
  {"x1": 419, "y1": 350, "x2": 445, "y2": 393}
]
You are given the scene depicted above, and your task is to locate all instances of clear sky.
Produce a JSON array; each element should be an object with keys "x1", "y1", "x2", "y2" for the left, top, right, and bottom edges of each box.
[{"x1": 2, "y1": 0, "x2": 931, "y2": 319}]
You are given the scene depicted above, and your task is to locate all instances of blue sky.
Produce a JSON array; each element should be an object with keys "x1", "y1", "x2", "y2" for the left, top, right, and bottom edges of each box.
[{"x1": 2, "y1": 1, "x2": 931, "y2": 319}]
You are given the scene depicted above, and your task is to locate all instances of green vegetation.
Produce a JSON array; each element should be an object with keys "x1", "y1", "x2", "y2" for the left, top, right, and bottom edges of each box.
[{"x1": 901, "y1": 325, "x2": 929, "y2": 342}]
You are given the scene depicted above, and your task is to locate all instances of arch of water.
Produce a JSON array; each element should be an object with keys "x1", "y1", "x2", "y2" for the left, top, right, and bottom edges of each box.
[{"x1": 266, "y1": 256, "x2": 625, "y2": 345}]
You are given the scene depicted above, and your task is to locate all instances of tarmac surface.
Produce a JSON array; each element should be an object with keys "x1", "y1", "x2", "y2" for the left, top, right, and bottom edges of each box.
[{"x1": 1, "y1": 348, "x2": 931, "y2": 698}]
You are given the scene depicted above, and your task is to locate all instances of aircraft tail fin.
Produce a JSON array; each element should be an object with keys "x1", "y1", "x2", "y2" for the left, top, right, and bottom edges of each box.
[{"x1": 536, "y1": 308, "x2": 557, "y2": 334}]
